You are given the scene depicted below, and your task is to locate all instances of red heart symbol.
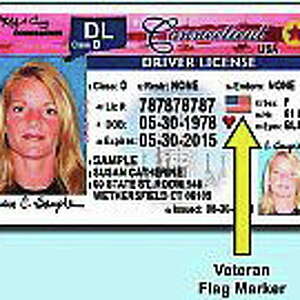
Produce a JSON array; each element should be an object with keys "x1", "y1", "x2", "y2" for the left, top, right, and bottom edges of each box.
[{"x1": 223, "y1": 115, "x2": 236, "y2": 129}]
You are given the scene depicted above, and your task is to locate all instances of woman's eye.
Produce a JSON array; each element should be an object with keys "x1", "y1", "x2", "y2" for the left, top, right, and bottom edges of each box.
[
  {"x1": 45, "y1": 107, "x2": 58, "y2": 115},
  {"x1": 12, "y1": 106, "x2": 24, "y2": 113}
]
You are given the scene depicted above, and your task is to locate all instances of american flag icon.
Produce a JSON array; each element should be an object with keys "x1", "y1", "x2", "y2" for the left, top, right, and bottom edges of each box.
[{"x1": 225, "y1": 95, "x2": 251, "y2": 113}]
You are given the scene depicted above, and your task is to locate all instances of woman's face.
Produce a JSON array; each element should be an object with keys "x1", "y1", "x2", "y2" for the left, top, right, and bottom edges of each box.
[
  {"x1": 5, "y1": 77, "x2": 60, "y2": 159},
  {"x1": 269, "y1": 155, "x2": 297, "y2": 199}
]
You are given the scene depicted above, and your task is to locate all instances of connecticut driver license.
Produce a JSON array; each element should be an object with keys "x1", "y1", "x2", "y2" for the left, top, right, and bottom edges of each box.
[{"x1": 1, "y1": 6, "x2": 300, "y2": 227}]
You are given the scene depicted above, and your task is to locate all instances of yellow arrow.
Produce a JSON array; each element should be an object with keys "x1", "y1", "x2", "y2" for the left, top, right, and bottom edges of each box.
[{"x1": 224, "y1": 117, "x2": 261, "y2": 255}]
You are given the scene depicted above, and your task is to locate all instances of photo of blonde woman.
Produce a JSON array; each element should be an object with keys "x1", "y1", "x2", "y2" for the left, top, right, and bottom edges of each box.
[
  {"x1": 259, "y1": 151, "x2": 300, "y2": 215},
  {"x1": 0, "y1": 61, "x2": 85, "y2": 195}
]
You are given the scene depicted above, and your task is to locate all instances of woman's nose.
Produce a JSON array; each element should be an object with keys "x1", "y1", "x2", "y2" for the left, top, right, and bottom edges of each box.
[
  {"x1": 279, "y1": 172, "x2": 292, "y2": 182},
  {"x1": 25, "y1": 109, "x2": 42, "y2": 125}
]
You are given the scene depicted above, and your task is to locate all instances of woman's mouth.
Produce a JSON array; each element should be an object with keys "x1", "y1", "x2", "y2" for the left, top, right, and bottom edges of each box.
[{"x1": 22, "y1": 133, "x2": 45, "y2": 141}]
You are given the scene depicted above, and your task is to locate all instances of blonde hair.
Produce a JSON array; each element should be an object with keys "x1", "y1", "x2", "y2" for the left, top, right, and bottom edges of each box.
[
  {"x1": 0, "y1": 61, "x2": 85, "y2": 194},
  {"x1": 260, "y1": 151, "x2": 300, "y2": 214}
]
